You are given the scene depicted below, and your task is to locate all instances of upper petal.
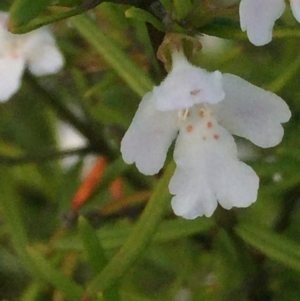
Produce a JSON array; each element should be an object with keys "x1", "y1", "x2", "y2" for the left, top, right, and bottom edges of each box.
[
  {"x1": 213, "y1": 74, "x2": 291, "y2": 148},
  {"x1": 239, "y1": 0, "x2": 285, "y2": 46},
  {"x1": 0, "y1": 54, "x2": 25, "y2": 102},
  {"x1": 290, "y1": 0, "x2": 300, "y2": 22},
  {"x1": 155, "y1": 51, "x2": 224, "y2": 111},
  {"x1": 170, "y1": 111, "x2": 258, "y2": 219},
  {"x1": 121, "y1": 92, "x2": 178, "y2": 175},
  {"x1": 22, "y1": 28, "x2": 64, "y2": 75}
]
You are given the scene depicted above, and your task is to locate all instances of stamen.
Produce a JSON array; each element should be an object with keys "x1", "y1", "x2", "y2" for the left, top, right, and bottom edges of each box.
[
  {"x1": 199, "y1": 109, "x2": 205, "y2": 117},
  {"x1": 178, "y1": 108, "x2": 189, "y2": 121}
]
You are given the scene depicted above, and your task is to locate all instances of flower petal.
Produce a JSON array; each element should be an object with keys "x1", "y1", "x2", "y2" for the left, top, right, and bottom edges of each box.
[
  {"x1": 28, "y1": 45, "x2": 64, "y2": 75},
  {"x1": 213, "y1": 74, "x2": 291, "y2": 148},
  {"x1": 170, "y1": 116, "x2": 258, "y2": 219},
  {"x1": 23, "y1": 28, "x2": 64, "y2": 75},
  {"x1": 215, "y1": 157, "x2": 259, "y2": 211},
  {"x1": 121, "y1": 92, "x2": 178, "y2": 175},
  {"x1": 239, "y1": 0, "x2": 285, "y2": 46},
  {"x1": 155, "y1": 51, "x2": 224, "y2": 111},
  {"x1": 170, "y1": 167, "x2": 218, "y2": 219},
  {"x1": 0, "y1": 54, "x2": 25, "y2": 102},
  {"x1": 290, "y1": 0, "x2": 300, "y2": 22}
]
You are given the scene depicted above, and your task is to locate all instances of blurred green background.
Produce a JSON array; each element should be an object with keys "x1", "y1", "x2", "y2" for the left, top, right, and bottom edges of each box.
[{"x1": 1, "y1": 0, "x2": 300, "y2": 300}]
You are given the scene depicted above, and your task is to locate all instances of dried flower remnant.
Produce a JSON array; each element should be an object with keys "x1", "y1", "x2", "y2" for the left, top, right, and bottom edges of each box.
[
  {"x1": 121, "y1": 50, "x2": 291, "y2": 219},
  {"x1": 0, "y1": 12, "x2": 64, "y2": 102}
]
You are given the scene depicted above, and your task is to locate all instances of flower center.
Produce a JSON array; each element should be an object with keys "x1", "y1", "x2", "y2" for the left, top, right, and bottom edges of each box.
[{"x1": 179, "y1": 106, "x2": 220, "y2": 141}]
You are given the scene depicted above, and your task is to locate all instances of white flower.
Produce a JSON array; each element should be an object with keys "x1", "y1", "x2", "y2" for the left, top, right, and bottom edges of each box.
[
  {"x1": 121, "y1": 51, "x2": 291, "y2": 219},
  {"x1": 240, "y1": 0, "x2": 300, "y2": 46},
  {"x1": 0, "y1": 12, "x2": 64, "y2": 102}
]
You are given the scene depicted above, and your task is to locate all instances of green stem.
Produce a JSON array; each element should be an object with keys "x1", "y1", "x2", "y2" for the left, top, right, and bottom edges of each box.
[
  {"x1": 11, "y1": 6, "x2": 86, "y2": 33},
  {"x1": 199, "y1": 24, "x2": 300, "y2": 42},
  {"x1": 83, "y1": 161, "x2": 175, "y2": 299},
  {"x1": 10, "y1": 0, "x2": 160, "y2": 34},
  {"x1": 0, "y1": 147, "x2": 91, "y2": 165}
]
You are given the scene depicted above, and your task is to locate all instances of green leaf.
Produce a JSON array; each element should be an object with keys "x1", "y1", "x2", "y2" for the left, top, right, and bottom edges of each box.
[
  {"x1": 9, "y1": 0, "x2": 52, "y2": 29},
  {"x1": 79, "y1": 216, "x2": 120, "y2": 301},
  {"x1": 236, "y1": 223, "x2": 300, "y2": 273},
  {"x1": 20, "y1": 282, "x2": 45, "y2": 301},
  {"x1": 159, "y1": 0, "x2": 171, "y2": 10},
  {"x1": 0, "y1": 171, "x2": 28, "y2": 253},
  {"x1": 0, "y1": 170, "x2": 38, "y2": 274},
  {"x1": 71, "y1": 14, "x2": 154, "y2": 97},
  {"x1": 79, "y1": 216, "x2": 108, "y2": 273},
  {"x1": 125, "y1": 7, "x2": 165, "y2": 32},
  {"x1": 173, "y1": 0, "x2": 192, "y2": 20},
  {"x1": 26, "y1": 247, "x2": 84, "y2": 301}
]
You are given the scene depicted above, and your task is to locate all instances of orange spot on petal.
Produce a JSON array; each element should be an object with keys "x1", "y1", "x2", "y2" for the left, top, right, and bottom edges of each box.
[
  {"x1": 202, "y1": 136, "x2": 207, "y2": 140},
  {"x1": 207, "y1": 121, "x2": 213, "y2": 128},
  {"x1": 214, "y1": 134, "x2": 220, "y2": 140},
  {"x1": 186, "y1": 124, "x2": 193, "y2": 132}
]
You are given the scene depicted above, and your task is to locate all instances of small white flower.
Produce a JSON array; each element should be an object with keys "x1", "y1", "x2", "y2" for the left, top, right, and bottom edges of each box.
[
  {"x1": 240, "y1": 0, "x2": 300, "y2": 46},
  {"x1": 0, "y1": 12, "x2": 64, "y2": 102},
  {"x1": 121, "y1": 51, "x2": 291, "y2": 219}
]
